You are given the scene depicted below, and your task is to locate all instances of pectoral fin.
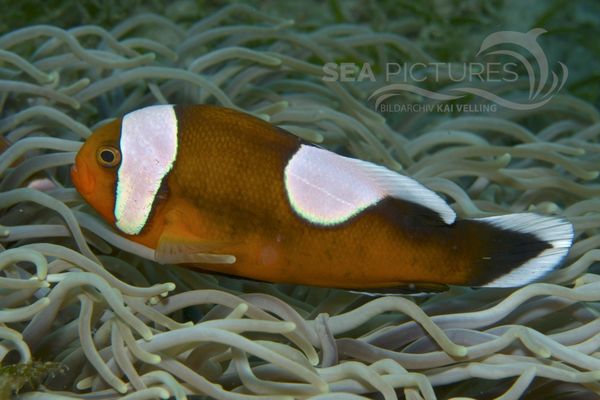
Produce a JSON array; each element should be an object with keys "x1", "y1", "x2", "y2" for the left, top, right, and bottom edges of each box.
[
  {"x1": 154, "y1": 207, "x2": 237, "y2": 265},
  {"x1": 155, "y1": 234, "x2": 236, "y2": 264}
]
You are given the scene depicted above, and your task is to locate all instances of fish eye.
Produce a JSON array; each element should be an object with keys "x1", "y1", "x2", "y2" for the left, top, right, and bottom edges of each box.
[{"x1": 97, "y1": 146, "x2": 121, "y2": 168}]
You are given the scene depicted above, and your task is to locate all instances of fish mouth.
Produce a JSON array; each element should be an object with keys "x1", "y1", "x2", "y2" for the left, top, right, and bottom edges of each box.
[{"x1": 71, "y1": 161, "x2": 95, "y2": 196}]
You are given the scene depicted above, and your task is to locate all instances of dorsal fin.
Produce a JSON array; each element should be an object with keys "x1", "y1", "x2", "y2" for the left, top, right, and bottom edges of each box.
[{"x1": 284, "y1": 145, "x2": 456, "y2": 226}]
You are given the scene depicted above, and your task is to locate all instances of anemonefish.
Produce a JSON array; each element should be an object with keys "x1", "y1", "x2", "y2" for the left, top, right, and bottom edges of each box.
[{"x1": 71, "y1": 104, "x2": 573, "y2": 290}]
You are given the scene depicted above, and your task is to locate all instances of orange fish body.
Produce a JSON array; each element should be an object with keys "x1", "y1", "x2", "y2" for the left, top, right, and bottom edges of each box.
[{"x1": 72, "y1": 105, "x2": 573, "y2": 289}]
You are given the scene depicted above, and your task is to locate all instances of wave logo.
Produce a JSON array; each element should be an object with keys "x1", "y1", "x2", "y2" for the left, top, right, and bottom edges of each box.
[{"x1": 368, "y1": 29, "x2": 568, "y2": 111}]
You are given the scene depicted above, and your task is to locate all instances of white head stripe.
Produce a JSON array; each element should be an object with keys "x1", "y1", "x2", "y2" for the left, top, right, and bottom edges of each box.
[
  {"x1": 115, "y1": 105, "x2": 178, "y2": 235},
  {"x1": 284, "y1": 145, "x2": 455, "y2": 225}
]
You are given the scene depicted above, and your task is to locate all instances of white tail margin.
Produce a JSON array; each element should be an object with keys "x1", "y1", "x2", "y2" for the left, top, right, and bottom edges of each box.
[{"x1": 477, "y1": 213, "x2": 573, "y2": 287}]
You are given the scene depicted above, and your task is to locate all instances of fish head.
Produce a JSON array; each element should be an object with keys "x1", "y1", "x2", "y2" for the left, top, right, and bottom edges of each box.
[{"x1": 71, "y1": 118, "x2": 123, "y2": 226}]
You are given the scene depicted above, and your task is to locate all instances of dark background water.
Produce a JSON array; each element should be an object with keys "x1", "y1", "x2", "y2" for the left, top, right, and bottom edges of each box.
[{"x1": 1, "y1": 0, "x2": 598, "y2": 106}]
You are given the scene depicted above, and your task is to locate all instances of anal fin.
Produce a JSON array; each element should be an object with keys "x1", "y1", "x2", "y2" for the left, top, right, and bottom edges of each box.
[{"x1": 350, "y1": 282, "x2": 449, "y2": 297}]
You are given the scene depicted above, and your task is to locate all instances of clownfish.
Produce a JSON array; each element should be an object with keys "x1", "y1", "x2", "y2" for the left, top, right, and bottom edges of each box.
[{"x1": 71, "y1": 104, "x2": 573, "y2": 290}]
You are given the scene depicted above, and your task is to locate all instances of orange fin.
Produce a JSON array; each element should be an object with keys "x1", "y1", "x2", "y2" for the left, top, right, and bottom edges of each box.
[
  {"x1": 155, "y1": 235, "x2": 236, "y2": 264},
  {"x1": 155, "y1": 209, "x2": 237, "y2": 265}
]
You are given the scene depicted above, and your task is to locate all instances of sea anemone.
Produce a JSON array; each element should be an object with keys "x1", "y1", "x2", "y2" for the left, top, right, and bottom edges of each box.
[{"x1": 1, "y1": 2, "x2": 599, "y2": 399}]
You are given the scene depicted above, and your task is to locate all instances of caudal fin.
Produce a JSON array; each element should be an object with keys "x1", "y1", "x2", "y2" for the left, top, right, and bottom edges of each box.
[{"x1": 473, "y1": 213, "x2": 573, "y2": 287}]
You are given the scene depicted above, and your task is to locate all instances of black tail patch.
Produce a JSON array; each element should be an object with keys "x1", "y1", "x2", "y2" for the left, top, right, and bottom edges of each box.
[{"x1": 468, "y1": 213, "x2": 573, "y2": 287}]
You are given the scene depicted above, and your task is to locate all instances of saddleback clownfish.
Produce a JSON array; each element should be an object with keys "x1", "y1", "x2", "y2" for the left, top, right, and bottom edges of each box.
[{"x1": 71, "y1": 105, "x2": 573, "y2": 290}]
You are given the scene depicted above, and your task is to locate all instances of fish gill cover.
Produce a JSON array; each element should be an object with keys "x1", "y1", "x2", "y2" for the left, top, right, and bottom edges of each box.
[{"x1": 0, "y1": 1, "x2": 599, "y2": 399}]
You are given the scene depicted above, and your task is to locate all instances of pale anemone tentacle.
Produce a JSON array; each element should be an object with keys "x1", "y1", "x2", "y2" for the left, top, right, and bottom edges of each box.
[
  {"x1": 0, "y1": 49, "x2": 55, "y2": 83},
  {"x1": 0, "y1": 80, "x2": 79, "y2": 108},
  {"x1": 0, "y1": 105, "x2": 92, "y2": 138}
]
